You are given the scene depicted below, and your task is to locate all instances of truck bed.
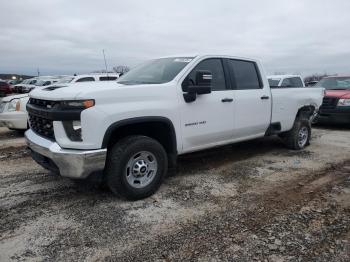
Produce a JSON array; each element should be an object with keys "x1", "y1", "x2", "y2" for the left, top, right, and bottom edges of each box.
[{"x1": 271, "y1": 87, "x2": 324, "y2": 132}]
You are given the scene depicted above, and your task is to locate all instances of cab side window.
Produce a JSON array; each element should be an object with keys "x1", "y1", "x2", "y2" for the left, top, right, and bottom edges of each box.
[{"x1": 184, "y1": 59, "x2": 226, "y2": 91}]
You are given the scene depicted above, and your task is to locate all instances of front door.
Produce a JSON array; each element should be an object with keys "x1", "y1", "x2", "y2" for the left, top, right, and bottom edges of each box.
[{"x1": 179, "y1": 58, "x2": 235, "y2": 153}]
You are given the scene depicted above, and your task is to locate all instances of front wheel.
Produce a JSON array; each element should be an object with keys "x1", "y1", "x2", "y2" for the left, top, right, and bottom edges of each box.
[
  {"x1": 279, "y1": 118, "x2": 311, "y2": 150},
  {"x1": 105, "y1": 135, "x2": 168, "y2": 200}
]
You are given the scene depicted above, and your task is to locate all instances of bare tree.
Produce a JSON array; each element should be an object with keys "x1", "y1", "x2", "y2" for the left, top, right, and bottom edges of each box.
[
  {"x1": 113, "y1": 65, "x2": 130, "y2": 74},
  {"x1": 304, "y1": 73, "x2": 333, "y2": 83}
]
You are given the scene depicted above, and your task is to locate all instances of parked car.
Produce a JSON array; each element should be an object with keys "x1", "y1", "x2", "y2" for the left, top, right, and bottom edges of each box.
[
  {"x1": 0, "y1": 74, "x2": 119, "y2": 131},
  {"x1": 13, "y1": 78, "x2": 38, "y2": 93},
  {"x1": 314, "y1": 76, "x2": 350, "y2": 124},
  {"x1": 25, "y1": 55, "x2": 324, "y2": 200},
  {"x1": 0, "y1": 81, "x2": 13, "y2": 97},
  {"x1": 268, "y1": 75, "x2": 305, "y2": 88},
  {"x1": 0, "y1": 94, "x2": 28, "y2": 130},
  {"x1": 63, "y1": 74, "x2": 120, "y2": 83},
  {"x1": 7, "y1": 79, "x2": 22, "y2": 85},
  {"x1": 305, "y1": 81, "x2": 318, "y2": 87},
  {"x1": 23, "y1": 78, "x2": 60, "y2": 93},
  {"x1": 34, "y1": 74, "x2": 119, "y2": 89}
]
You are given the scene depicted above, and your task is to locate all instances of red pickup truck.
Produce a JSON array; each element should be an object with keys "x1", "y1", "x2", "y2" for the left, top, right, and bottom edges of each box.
[
  {"x1": 0, "y1": 81, "x2": 13, "y2": 97},
  {"x1": 315, "y1": 76, "x2": 350, "y2": 124}
]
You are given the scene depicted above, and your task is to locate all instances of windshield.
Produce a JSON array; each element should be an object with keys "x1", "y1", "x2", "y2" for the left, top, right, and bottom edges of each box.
[
  {"x1": 268, "y1": 78, "x2": 281, "y2": 87},
  {"x1": 117, "y1": 57, "x2": 194, "y2": 85},
  {"x1": 316, "y1": 77, "x2": 350, "y2": 90}
]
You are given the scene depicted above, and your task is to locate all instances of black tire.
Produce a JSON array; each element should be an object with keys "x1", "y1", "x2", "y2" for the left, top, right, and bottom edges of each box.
[
  {"x1": 105, "y1": 135, "x2": 168, "y2": 200},
  {"x1": 311, "y1": 112, "x2": 319, "y2": 125},
  {"x1": 280, "y1": 118, "x2": 311, "y2": 150}
]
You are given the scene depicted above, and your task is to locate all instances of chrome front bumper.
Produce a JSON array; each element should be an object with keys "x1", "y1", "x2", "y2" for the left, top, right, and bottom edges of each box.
[{"x1": 25, "y1": 129, "x2": 107, "y2": 179}]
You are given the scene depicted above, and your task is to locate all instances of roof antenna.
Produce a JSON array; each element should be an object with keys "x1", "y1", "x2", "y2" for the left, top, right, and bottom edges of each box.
[{"x1": 102, "y1": 49, "x2": 109, "y2": 77}]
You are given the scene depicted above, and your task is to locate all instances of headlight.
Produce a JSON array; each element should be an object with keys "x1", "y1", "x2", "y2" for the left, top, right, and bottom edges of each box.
[
  {"x1": 7, "y1": 99, "x2": 20, "y2": 112},
  {"x1": 338, "y1": 99, "x2": 350, "y2": 107},
  {"x1": 60, "y1": 100, "x2": 95, "y2": 109}
]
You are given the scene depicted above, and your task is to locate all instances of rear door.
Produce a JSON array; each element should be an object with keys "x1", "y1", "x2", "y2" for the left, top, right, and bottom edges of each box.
[{"x1": 225, "y1": 59, "x2": 271, "y2": 138}]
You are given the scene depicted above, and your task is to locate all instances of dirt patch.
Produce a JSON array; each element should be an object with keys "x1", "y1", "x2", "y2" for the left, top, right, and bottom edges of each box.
[
  {"x1": 0, "y1": 127, "x2": 23, "y2": 140},
  {"x1": 0, "y1": 146, "x2": 29, "y2": 161},
  {"x1": 114, "y1": 162, "x2": 350, "y2": 261},
  {"x1": 0, "y1": 127, "x2": 349, "y2": 261}
]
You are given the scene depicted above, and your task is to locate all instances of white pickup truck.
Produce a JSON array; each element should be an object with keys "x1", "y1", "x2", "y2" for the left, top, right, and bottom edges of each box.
[
  {"x1": 25, "y1": 55, "x2": 324, "y2": 199},
  {"x1": 268, "y1": 75, "x2": 305, "y2": 88}
]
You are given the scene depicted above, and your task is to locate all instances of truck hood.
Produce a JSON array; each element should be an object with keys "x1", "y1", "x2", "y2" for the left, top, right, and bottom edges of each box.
[
  {"x1": 325, "y1": 89, "x2": 350, "y2": 99},
  {"x1": 1, "y1": 93, "x2": 29, "y2": 102},
  {"x1": 29, "y1": 82, "x2": 131, "y2": 100}
]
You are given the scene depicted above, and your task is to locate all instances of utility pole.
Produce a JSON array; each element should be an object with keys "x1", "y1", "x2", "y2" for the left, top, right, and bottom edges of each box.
[{"x1": 102, "y1": 49, "x2": 109, "y2": 76}]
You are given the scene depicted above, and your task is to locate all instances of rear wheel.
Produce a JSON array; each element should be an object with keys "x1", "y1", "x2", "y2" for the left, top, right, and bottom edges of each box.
[
  {"x1": 310, "y1": 111, "x2": 319, "y2": 125},
  {"x1": 280, "y1": 118, "x2": 311, "y2": 150},
  {"x1": 105, "y1": 135, "x2": 168, "y2": 200}
]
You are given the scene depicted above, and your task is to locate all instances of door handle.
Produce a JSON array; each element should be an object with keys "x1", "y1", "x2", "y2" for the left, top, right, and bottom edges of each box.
[
  {"x1": 221, "y1": 98, "x2": 233, "y2": 103},
  {"x1": 261, "y1": 96, "x2": 270, "y2": 100}
]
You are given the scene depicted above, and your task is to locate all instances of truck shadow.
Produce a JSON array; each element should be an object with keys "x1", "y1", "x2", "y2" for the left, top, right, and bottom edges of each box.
[
  {"x1": 0, "y1": 128, "x2": 24, "y2": 140},
  {"x1": 76, "y1": 135, "x2": 312, "y2": 194},
  {"x1": 176, "y1": 136, "x2": 287, "y2": 175}
]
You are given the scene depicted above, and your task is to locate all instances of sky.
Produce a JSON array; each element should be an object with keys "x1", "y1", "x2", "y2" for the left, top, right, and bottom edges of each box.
[{"x1": 1, "y1": 0, "x2": 350, "y2": 77}]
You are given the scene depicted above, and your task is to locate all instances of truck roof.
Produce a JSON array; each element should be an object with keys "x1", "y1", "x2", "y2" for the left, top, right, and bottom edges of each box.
[{"x1": 158, "y1": 54, "x2": 261, "y2": 63}]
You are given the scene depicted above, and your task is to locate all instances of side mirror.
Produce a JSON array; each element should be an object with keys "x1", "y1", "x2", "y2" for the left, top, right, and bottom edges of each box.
[
  {"x1": 195, "y1": 70, "x2": 212, "y2": 87},
  {"x1": 183, "y1": 70, "x2": 212, "y2": 103}
]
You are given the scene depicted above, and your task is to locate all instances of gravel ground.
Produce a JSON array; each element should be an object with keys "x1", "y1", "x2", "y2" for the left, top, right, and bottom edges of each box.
[{"x1": 0, "y1": 125, "x2": 349, "y2": 261}]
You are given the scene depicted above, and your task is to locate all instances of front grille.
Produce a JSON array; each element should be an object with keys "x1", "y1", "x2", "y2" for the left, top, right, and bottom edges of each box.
[
  {"x1": 29, "y1": 98, "x2": 59, "y2": 109},
  {"x1": 28, "y1": 114, "x2": 54, "y2": 140},
  {"x1": 28, "y1": 98, "x2": 57, "y2": 140},
  {"x1": 320, "y1": 96, "x2": 338, "y2": 110}
]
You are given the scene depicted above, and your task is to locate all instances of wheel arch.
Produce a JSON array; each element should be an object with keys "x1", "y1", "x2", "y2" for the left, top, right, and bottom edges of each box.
[
  {"x1": 102, "y1": 117, "x2": 178, "y2": 166},
  {"x1": 296, "y1": 104, "x2": 317, "y2": 120}
]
